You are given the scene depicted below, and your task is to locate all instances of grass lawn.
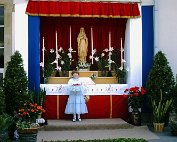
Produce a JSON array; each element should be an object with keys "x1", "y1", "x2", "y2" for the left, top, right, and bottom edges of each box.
[{"x1": 45, "y1": 138, "x2": 147, "y2": 142}]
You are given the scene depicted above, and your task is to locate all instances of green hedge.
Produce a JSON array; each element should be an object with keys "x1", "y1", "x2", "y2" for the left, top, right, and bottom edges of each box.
[{"x1": 45, "y1": 138, "x2": 147, "y2": 142}]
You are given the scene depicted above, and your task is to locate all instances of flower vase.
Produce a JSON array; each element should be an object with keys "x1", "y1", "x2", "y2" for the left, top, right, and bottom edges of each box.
[{"x1": 130, "y1": 108, "x2": 141, "y2": 126}]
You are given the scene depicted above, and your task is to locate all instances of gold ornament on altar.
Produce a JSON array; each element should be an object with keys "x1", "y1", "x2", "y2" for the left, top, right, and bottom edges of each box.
[{"x1": 77, "y1": 27, "x2": 88, "y2": 64}]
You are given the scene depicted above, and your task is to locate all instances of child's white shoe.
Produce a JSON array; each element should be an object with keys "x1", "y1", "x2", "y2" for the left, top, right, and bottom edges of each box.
[
  {"x1": 72, "y1": 119, "x2": 76, "y2": 122},
  {"x1": 78, "y1": 118, "x2": 82, "y2": 122}
]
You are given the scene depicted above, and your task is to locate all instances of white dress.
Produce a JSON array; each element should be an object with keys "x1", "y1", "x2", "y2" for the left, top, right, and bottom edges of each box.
[{"x1": 65, "y1": 78, "x2": 88, "y2": 114}]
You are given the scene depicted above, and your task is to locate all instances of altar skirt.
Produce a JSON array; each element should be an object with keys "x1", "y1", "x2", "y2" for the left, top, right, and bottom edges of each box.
[{"x1": 65, "y1": 94, "x2": 88, "y2": 114}]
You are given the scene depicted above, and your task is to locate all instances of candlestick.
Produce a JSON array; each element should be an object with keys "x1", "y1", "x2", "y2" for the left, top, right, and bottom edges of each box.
[
  {"x1": 70, "y1": 26, "x2": 71, "y2": 48},
  {"x1": 91, "y1": 27, "x2": 94, "y2": 64},
  {"x1": 109, "y1": 32, "x2": 111, "y2": 70},
  {"x1": 121, "y1": 37, "x2": 123, "y2": 68},
  {"x1": 42, "y1": 37, "x2": 45, "y2": 68},
  {"x1": 56, "y1": 31, "x2": 59, "y2": 69}
]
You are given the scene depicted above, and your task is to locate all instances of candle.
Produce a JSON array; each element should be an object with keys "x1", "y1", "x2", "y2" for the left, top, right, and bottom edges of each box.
[
  {"x1": 42, "y1": 37, "x2": 45, "y2": 68},
  {"x1": 55, "y1": 31, "x2": 59, "y2": 69},
  {"x1": 91, "y1": 27, "x2": 94, "y2": 64},
  {"x1": 109, "y1": 32, "x2": 111, "y2": 70},
  {"x1": 70, "y1": 26, "x2": 71, "y2": 48},
  {"x1": 121, "y1": 37, "x2": 123, "y2": 67}
]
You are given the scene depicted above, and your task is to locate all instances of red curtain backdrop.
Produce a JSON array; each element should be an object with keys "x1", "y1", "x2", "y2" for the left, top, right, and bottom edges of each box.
[
  {"x1": 26, "y1": 1, "x2": 140, "y2": 18},
  {"x1": 43, "y1": 95, "x2": 128, "y2": 120},
  {"x1": 40, "y1": 17, "x2": 127, "y2": 67}
]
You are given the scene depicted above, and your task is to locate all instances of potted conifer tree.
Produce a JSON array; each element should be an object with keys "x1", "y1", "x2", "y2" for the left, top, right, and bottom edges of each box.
[{"x1": 3, "y1": 51, "x2": 29, "y2": 116}]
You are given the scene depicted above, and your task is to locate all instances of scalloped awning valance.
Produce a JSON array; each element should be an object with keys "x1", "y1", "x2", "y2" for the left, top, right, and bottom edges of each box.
[{"x1": 26, "y1": 1, "x2": 140, "y2": 18}]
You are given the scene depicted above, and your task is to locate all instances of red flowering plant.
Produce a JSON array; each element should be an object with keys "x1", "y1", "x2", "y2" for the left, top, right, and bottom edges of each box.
[
  {"x1": 18, "y1": 102, "x2": 46, "y2": 123},
  {"x1": 124, "y1": 86, "x2": 146, "y2": 110}
]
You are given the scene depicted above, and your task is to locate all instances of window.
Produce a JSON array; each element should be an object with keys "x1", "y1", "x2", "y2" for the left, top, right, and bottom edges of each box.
[{"x1": 0, "y1": 5, "x2": 4, "y2": 79}]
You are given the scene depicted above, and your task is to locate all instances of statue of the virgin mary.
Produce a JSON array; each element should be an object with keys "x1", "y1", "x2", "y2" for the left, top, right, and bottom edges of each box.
[{"x1": 77, "y1": 27, "x2": 88, "y2": 64}]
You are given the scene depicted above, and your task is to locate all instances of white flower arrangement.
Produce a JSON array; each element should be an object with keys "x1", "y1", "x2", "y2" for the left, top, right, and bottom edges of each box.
[{"x1": 78, "y1": 62, "x2": 90, "y2": 69}]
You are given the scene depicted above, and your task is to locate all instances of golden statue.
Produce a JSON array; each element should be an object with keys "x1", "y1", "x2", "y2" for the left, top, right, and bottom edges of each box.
[{"x1": 77, "y1": 27, "x2": 88, "y2": 64}]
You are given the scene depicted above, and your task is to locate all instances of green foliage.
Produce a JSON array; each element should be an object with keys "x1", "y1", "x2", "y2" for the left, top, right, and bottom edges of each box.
[
  {"x1": 95, "y1": 53, "x2": 108, "y2": 71},
  {"x1": 173, "y1": 83, "x2": 177, "y2": 113},
  {"x1": 30, "y1": 88, "x2": 46, "y2": 107},
  {"x1": 59, "y1": 50, "x2": 70, "y2": 71},
  {"x1": 3, "y1": 51, "x2": 29, "y2": 116},
  {"x1": 0, "y1": 87, "x2": 5, "y2": 114},
  {"x1": 146, "y1": 51, "x2": 175, "y2": 102},
  {"x1": 45, "y1": 138, "x2": 147, "y2": 142},
  {"x1": 44, "y1": 52, "x2": 55, "y2": 79},
  {"x1": 169, "y1": 120, "x2": 177, "y2": 131},
  {"x1": 114, "y1": 65, "x2": 126, "y2": 79},
  {"x1": 0, "y1": 114, "x2": 13, "y2": 132},
  {"x1": 152, "y1": 90, "x2": 172, "y2": 123}
]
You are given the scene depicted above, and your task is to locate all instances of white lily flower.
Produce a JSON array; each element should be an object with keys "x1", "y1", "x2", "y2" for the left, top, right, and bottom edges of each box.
[
  {"x1": 101, "y1": 53, "x2": 105, "y2": 57},
  {"x1": 68, "y1": 47, "x2": 73, "y2": 52},
  {"x1": 56, "y1": 66, "x2": 61, "y2": 71},
  {"x1": 109, "y1": 47, "x2": 114, "y2": 51},
  {"x1": 51, "y1": 59, "x2": 57, "y2": 64},
  {"x1": 61, "y1": 60, "x2": 65, "y2": 65},
  {"x1": 58, "y1": 47, "x2": 63, "y2": 52},
  {"x1": 95, "y1": 57, "x2": 99, "y2": 61},
  {"x1": 120, "y1": 48, "x2": 124, "y2": 52},
  {"x1": 56, "y1": 53, "x2": 61, "y2": 59},
  {"x1": 42, "y1": 47, "x2": 46, "y2": 51},
  {"x1": 67, "y1": 53, "x2": 72, "y2": 58},
  {"x1": 108, "y1": 60, "x2": 114, "y2": 64},
  {"x1": 109, "y1": 52, "x2": 112, "y2": 56},
  {"x1": 50, "y1": 48, "x2": 54, "y2": 53},
  {"x1": 40, "y1": 62, "x2": 44, "y2": 67},
  {"x1": 122, "y1": 59, "x2": 126, "y2": 63},
  {"x1": 119, "y1": 66, "x2": 123, "y2": 70},
  {"x1": 93, "y1": 49, "x2": 97, "y2": 54},
  {"x1": 104, "y1": 48, "x2": 109, "y2": 52},
  {"x1": 89, "y1": 55, "x2": 93, "y2": 59}
]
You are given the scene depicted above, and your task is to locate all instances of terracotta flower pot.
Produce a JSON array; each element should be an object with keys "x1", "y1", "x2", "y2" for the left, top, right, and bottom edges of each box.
[{"x1": 153, "y1": 123, "x2": 164, "y2": 132}]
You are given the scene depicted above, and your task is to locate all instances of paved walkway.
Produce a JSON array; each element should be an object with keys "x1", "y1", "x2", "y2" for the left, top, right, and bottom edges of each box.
[
  {"x1": 147, "y1": 126, "x2": 177, "y2": 142},
  {"x1": 37, "y1": 126, "x2": 159, "y2": 142}
]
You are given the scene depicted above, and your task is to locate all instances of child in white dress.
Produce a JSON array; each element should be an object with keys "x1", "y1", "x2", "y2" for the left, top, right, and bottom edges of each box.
[{"x1": 65, "y1": 71, "x2": 88, "y2": 122}]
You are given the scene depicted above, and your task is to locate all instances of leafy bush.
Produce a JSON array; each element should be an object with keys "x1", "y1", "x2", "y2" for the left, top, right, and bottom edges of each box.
[
  {"x1": 152, "y1": 90, "x2": 172, "y2": 123},
  {"x1": 173, "y1": 83, "x2": 177, "y2": 113},
  {"x1": 0, "y1": 87, "x2": 5, "y2": 114},
  {"x1": 0, "y1": 114, "x2": 13, "y2": 132},
  {"x1": 146, "y1": 51, "x2": 175, "y2": 103}
]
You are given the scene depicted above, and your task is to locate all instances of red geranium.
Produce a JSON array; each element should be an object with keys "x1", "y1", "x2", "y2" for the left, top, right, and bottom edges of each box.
[
  {"x1": 125, "y1": 86, "x2": 146, "y2": 109},
  {"x1": 18, "y1": 102, "x2": 45, "y2": 122}
]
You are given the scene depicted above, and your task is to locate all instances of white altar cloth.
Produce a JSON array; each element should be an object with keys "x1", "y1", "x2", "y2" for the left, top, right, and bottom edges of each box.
[{"x1": 40, "y1": 84, "x2": 128, "y2": 95}]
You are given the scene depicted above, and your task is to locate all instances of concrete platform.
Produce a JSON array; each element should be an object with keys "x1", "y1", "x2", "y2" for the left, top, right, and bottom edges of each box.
[
  {"x1": 40, "y1": 118, "x2": 134, "y2": 131},
  {"x1": 37, "y1": 126, "x2": 159, "y2": 142}
]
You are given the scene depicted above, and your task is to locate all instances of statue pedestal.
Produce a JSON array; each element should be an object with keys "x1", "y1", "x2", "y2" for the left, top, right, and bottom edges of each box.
[{"x1": 79, "y1": 68, "x2": 89, "y2": 71}]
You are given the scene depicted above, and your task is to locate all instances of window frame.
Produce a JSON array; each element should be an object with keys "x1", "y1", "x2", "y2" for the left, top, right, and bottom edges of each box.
[{"x1": 0, "y1": 5, "x2": 4, "y2": 78}]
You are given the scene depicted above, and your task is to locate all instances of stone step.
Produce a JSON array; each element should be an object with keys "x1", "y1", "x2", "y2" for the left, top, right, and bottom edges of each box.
[{"x1": 40, "y1": 118, "x2": 134, "y2": 131}]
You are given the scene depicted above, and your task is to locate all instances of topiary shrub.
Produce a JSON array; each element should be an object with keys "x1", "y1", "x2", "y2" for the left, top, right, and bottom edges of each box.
[
  {"x1": 4, "y1": 51, "x2": 29, "y2": 116},
  {"x1": 0, "y1": 87, "x2": 5, "y2": 115},
  {"x1": 146, "y1": 51, "x2": 175, "y2": 103},
  {"x1": 173, "y1": 83, "x2": 177, "y2": 113}
]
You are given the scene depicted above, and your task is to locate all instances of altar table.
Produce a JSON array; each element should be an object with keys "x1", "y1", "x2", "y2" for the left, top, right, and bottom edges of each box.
[{"x1": 41, "y1": 84, "x2": 129, "y2": 120}]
